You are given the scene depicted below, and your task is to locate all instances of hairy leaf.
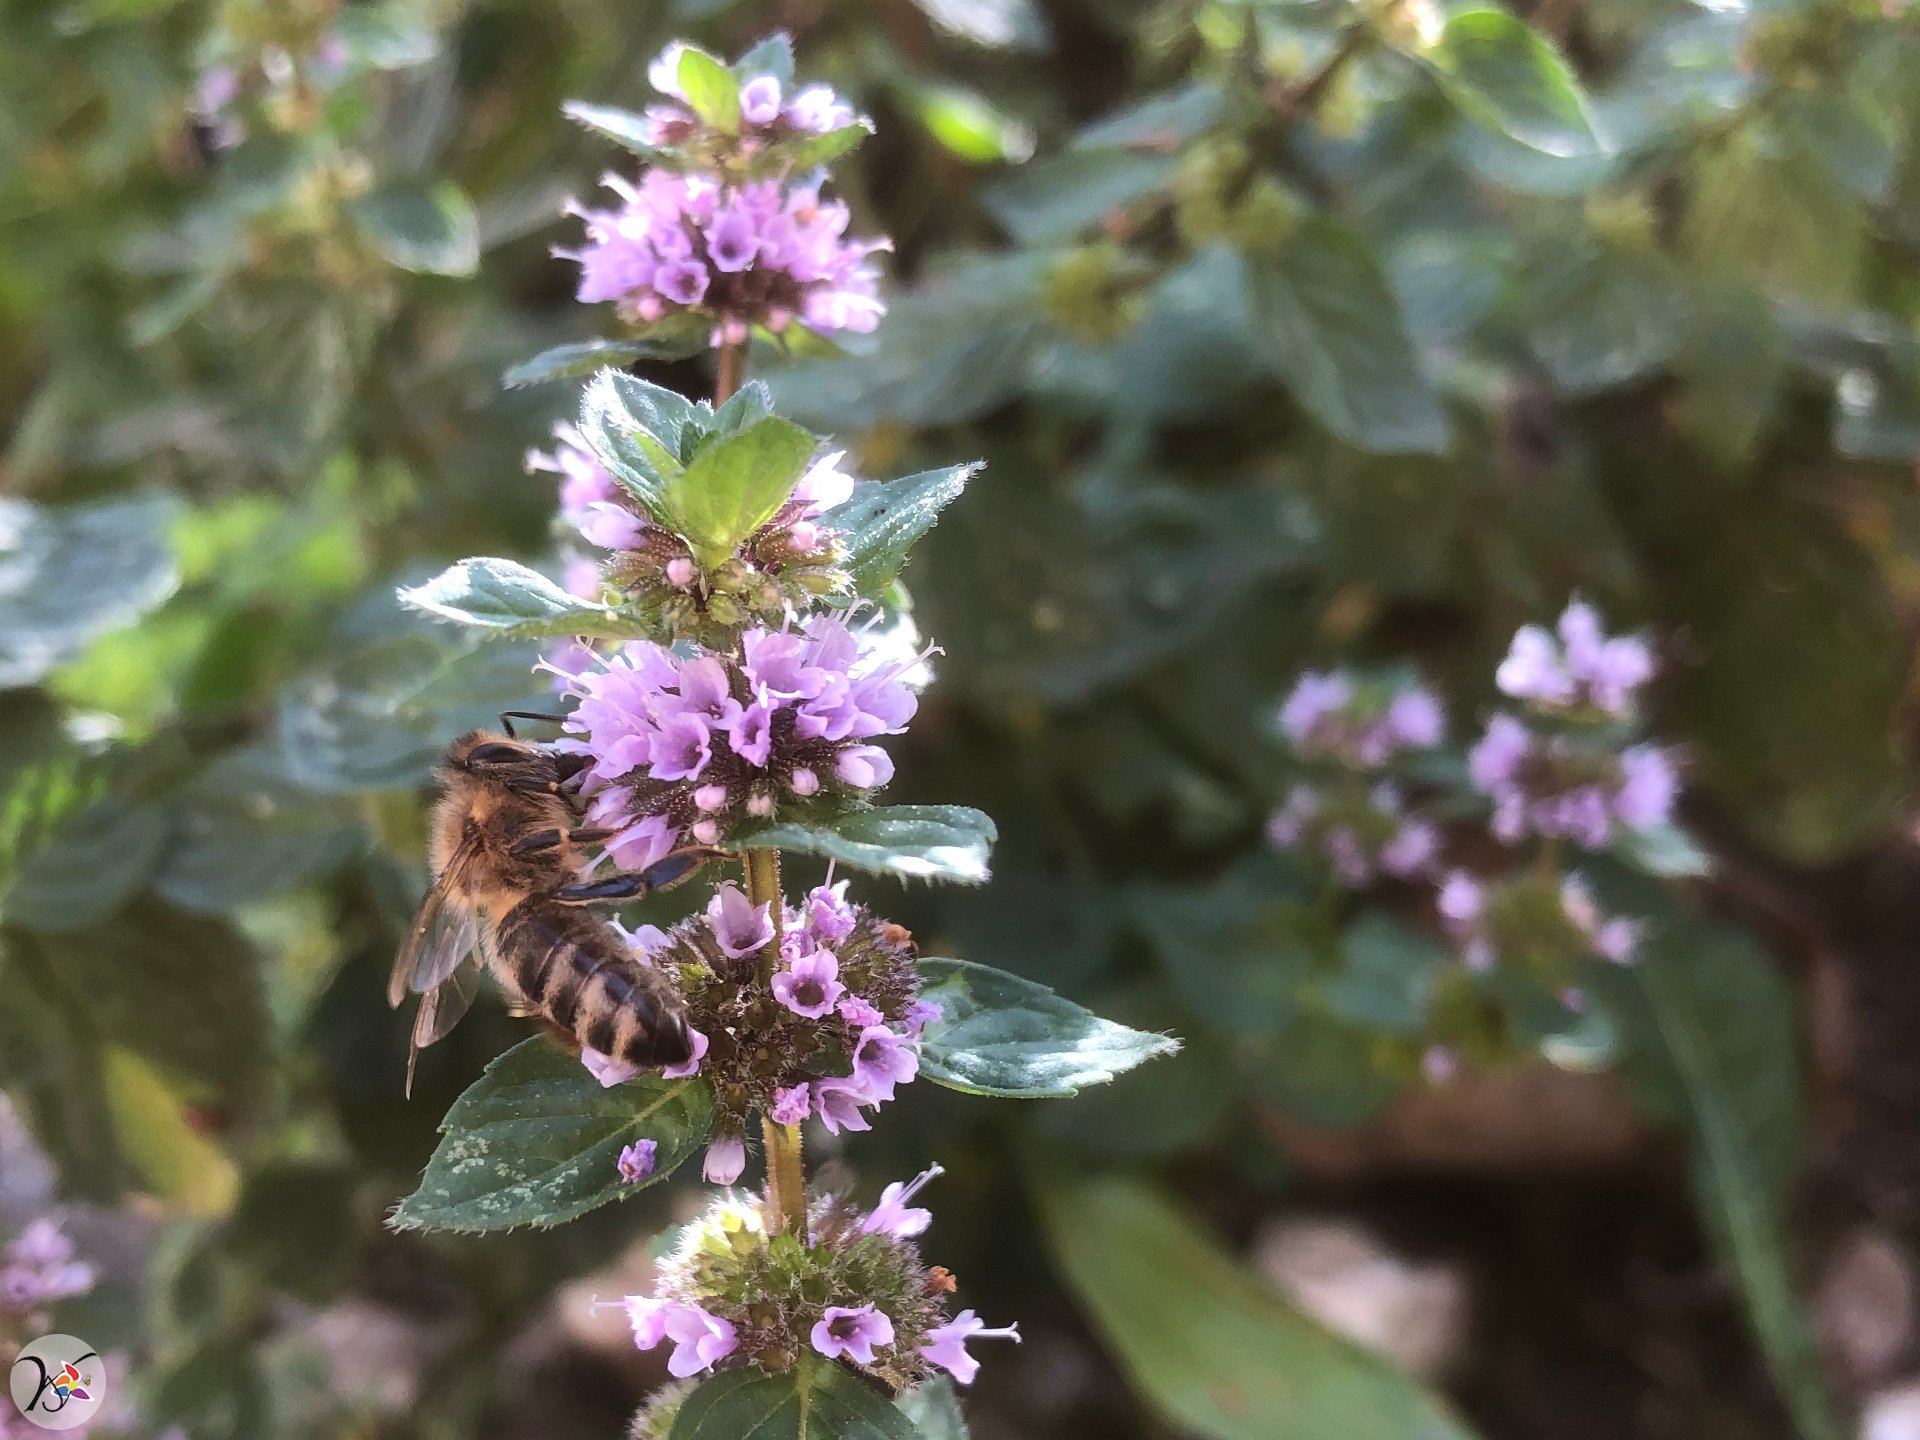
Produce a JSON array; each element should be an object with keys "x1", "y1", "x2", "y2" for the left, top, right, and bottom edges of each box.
[
  {"x1": 668, "y1": 1360, "x2": 919, "y2": 1440},
  {"x1": 916, "y1": 957, "x2": 1178, "y2": 1098},
  {"x1": 735, "y1": 805, "x2": 997, "y2": 884},
  {"x1": 393, "y1": 1039, "x2": 714, "y2": 1232},
  {"x1": 398, "y1": 557, "x2": 638, "y2": 640},
  {"x1": 663, "y1": 416, "x2": 817, "y2": 569},
  {"x1": 578, "y1": 369, "x2": 716, "y2": 515},
  {"x1": 678, "y1": 47, "x2": 741, "y2": 132},
  {"x1": 826, "y1": 464, "x2": 979, "y2": 598}
]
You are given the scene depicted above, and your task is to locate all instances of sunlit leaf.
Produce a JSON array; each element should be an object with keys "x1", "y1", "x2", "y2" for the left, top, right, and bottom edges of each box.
[
  {"x1": 916, "y1": 957, "x2": 1179, "y2": 1097},
  {"x1": 735, "y1": 806, "x2": 997, "y2": 884}
]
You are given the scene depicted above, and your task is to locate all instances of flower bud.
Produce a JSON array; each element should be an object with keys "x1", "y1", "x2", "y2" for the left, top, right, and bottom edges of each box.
[
  {"x1": 788, "y1": 767, "x2": 819, "y2": 797},
  {"x1": 694, "y1": 783, "x2": 729, "y2": 812},
  {"x1": 666, "y1": 556, "x2": 696, "y2": 588}
]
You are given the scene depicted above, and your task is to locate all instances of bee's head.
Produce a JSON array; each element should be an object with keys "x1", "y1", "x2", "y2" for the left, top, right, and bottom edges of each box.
[{"x1": 445, "y1": 730, "x2": 541, "y2": 773}]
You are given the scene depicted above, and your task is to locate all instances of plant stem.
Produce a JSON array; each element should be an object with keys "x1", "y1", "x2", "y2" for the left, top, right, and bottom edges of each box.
[
  {"x1": 761, "y1": 1116, "x2": 807, "y2": 1237},
  {"x1": 741, "y1": 845, "x2": 803, "y2": 1234},
  {"x1": 714, "y1": 340, "x2": 745, "y2": 405}
]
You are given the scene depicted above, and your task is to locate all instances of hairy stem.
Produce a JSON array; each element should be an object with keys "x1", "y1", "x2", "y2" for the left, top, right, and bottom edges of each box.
[
  {"x1": 742, "y1": 845, "x2": 803, "y2": 1234},
  {"x1": 761, "y1": 1117, "x2": 807, "y2": 1237}
]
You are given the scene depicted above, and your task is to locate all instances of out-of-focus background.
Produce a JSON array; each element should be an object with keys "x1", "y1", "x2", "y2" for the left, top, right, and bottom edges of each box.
[{"x1": 4, "y1": 1, "x2": 1920, "y2": 1437}]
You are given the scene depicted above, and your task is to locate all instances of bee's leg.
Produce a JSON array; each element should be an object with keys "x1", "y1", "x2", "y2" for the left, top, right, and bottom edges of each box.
[
  {"x1": 499, "y1": 710, "x2": 570, "y2": 739},
  {"x1": 510, "y1": 828, "x2": 566, "y2": 856},
  {"x1": 553, "y1": 873, "x2": 651, "y2": 903},
  {"x1": 567, "y1": 826, "x2": 617, "y2": 845}
]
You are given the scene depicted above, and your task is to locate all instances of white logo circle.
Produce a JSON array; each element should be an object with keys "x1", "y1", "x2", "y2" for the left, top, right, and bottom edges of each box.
[{"x1": 8, "y1": 1335, "x2": 105, "y2": 1431}]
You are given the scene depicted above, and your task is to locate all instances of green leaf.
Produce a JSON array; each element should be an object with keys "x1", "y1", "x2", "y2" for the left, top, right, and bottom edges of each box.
[
  {"x1": 1605, "y1": 926, "x2": 1842, "y2": 1440},
  {"x1": 275, "y1": 584, "x2": 551, "y2": 793},
  {"x1": 1248, "y1": 218, "x2": 1450, "y2": 455},
  {"x1": 392, "y1": 1038, "x2": 714, "y2": 1232},
  {"x1": 1523, "y1": 234, "x2": 1685, "y2": 393},
  {"x1": 153, "y1": 747, "x2": 362, "y2": 913},
  {"x1": 663, "y1": 417, "x2": 818, "y2": 569},
  {"x1": 0, "y1": 492, "x2": 181, "y2": 689},
  {"x1": 826, "y1": 464, "x2": 979, "y2": 598},
  {"x1": 352, "y1": 181, "x2": 480, "y2": 277},
  {"x1": 1037, "y1": 1177, "x2": 1483, "y2": 1440},
  {"x1": 578, "y1": 369, "x2": 707, "y2": 517},
  {"x1": 983, "y1": 149, "x2": 1175, "y2": 244},
  {"x1": 1325, "y1": 913, "x2": 1449, "y2": 1035},
  {"x1": 896, "y1": 1377, "x2": 968, "y2": 1440},
  {"x1": 505, "y1": 338, "x2": 663, "y2": 389},
  {"x1": 732, "y1": 33, "x2": 796, "y2": 86},
  {"x1": 915, "y1": 957, "x2": 1179, "y2": 1098},
  {"x1": 668, "y1": 1359, "x2": 920, "y2": 1440},
  {"x1": 561, "y1": 101, "x2": 675, "y2": 163},
  {"x1": 679, "y1": 47, "x2": 742, "y2": 133},
  {"x1": 1425, "y1": 7, "x2": 1603, "y2": 158},
  {"x1": 6, "y1": 800, "x2": 170, "y2": 932},
  {"x1": 735, "y1": 805, "x2": 997, "y2": 884},
  {"x1": 16, "y1": 897, "x2": 270, "y2": 1109},
  {"x1": 397, "y1": 557, "x2": 638, "y2": 641},
  {"x1": 759, "y1": 123, "x2": 873, "y2": 176}
]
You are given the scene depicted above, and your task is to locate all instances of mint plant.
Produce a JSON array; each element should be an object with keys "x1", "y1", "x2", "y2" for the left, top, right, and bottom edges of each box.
[{"x1": 393, "y1": 37, "x2": 1173, "y2": 1435}]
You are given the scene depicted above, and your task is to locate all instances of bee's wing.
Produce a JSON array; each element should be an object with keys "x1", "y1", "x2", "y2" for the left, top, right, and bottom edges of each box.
[
  {"x1": 404, "y1": 941, "x2": 483, "y2": 1097},
  {"x1": 392, "y1": 835, "x2": 489, "y2": 1096},
  {"x1": 388, "y1": 836, "x2": 482, "y2": 1006}
]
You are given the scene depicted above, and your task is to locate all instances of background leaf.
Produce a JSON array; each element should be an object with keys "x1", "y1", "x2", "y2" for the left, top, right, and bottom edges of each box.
[
  {"x1": 352, "y1": 181, "x2": 480, "y2": 277},
  {"x1": 1248, "y1": 219, "x2": 1451, "y2": 455},
  {"x1": 1038, "y1": 1176, "x2": 1483, "y2": 1440}
]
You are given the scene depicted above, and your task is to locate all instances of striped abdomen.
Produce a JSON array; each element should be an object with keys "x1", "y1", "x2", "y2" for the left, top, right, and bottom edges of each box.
[{"x1": 493, "y1": 900, "x2": 693, "y2": 1068}]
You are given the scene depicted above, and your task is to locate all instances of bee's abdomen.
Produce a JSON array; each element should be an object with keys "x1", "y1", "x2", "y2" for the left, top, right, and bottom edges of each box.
[{"x1": 494, "y1": 901, "x2": 693, "y2": 1069}]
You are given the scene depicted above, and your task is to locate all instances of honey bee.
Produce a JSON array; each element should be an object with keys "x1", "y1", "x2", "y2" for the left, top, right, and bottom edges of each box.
[{"x1": 387, "y1": 714, "x2": 703, "y2": 1095}]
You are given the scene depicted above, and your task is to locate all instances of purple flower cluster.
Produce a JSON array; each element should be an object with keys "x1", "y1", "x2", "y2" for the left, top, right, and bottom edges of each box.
[
  {"x1": 1266, "y1": 781, "x2": 1438, "y2": 884},
  {"x1": 1, "y1": 1218, "x2": 95, "y2": 1319},
  {"x1": 563, "y1": 170, "x2": 886, "y2": 341},
  {"x1": 1278, "y1": 671, "x2": 1445, "y2": 767},
  {"x1": 1469, "y1": 713, "x2": 1677, "y2": 848},
  {"x1": 611, "y1": 1167, "x2": 1016, "y2": 1390},
  {"x1": 582, "y1": 880, "x2": 935, "y2": 1173},
  {"x1": 1438, "y1": 869, "x2": 1639, "y2": 972},
  {"x1": 1496, "y1": 601, "x2": 1654, "y2": 719},
  {"x1": 556, "y1": 613, "x2": 922, "y2": 870}
]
